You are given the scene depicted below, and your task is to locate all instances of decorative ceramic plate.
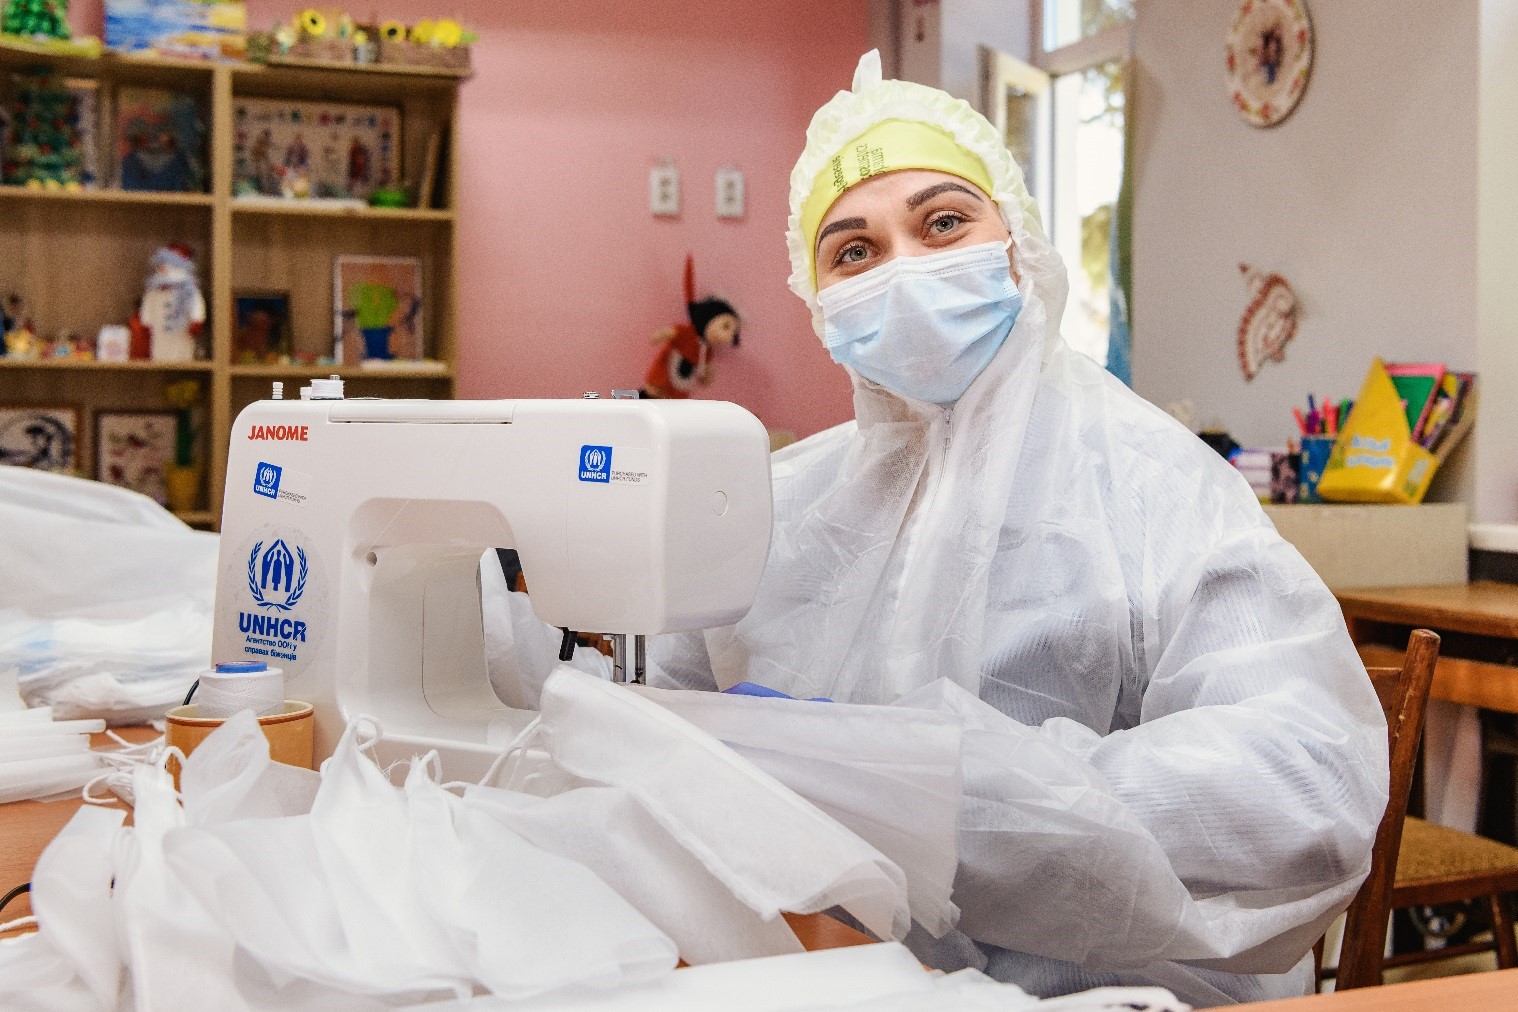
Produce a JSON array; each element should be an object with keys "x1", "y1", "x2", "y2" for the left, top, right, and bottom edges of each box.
[
  {"x1": 1226, "y1": 0, "x2": 1313, "y2": 128},
  {"x1": 1237, "y1": 263, "x2": 1299, "y2": 381}
]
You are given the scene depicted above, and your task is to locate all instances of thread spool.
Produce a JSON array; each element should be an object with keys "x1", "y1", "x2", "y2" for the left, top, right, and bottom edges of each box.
[{"x1": 193, "y1": 662, "x2": 285, "y2": 718}]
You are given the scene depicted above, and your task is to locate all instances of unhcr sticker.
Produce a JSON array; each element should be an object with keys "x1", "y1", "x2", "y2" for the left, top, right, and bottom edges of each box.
[
  {"x1": 579, "y1": 444, "x2": 612, "y2": 483},
  {"x1": 223, "y1": 523, "x2": 329, "y2": 679}
]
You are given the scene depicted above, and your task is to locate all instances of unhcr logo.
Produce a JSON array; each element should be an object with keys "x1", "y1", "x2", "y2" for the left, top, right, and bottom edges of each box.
[
  {"x1": 579, "y1": 444, "x2": 612, "y2": 483},
  {"x1": 246, "y1": 538, "x2": 308, "y2": 612}
]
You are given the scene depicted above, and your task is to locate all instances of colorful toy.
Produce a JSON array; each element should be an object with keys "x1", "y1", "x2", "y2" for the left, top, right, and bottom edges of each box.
[
  {"x1": 641, "y1": 255, "x2": 741, "y2": 399},
  {"x1": 133, "y1": 245, "x2": 206, "y2": 363}
]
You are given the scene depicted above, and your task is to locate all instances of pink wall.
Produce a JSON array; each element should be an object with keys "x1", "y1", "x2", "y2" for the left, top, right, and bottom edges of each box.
[{"x1": 73, "y1": 1, "x2": 865, "y2": 437}]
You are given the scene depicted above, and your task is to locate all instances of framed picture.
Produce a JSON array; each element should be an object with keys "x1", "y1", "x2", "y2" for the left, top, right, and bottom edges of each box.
[
  {"x1": 233, "y1": 290, "x2": 293, "y2": 364},
  {"x1": 232, "y1": 98, "x2": 400, "y2": 201},
  {"x1": 116, "y1": 86, "x2": 207, "y2": 193},
  {"x1": 95, "y1": 410, "x2": 177, "y2": 505},
  {"x1": 334, "y1": 255, "x2": 423, "y2": 364},
  {"x1": 0, "y1": 405, "x2": 80, "y2": 473},
  {"x1": 104, "y1": 0, "x2": 247, "y2": 61}
]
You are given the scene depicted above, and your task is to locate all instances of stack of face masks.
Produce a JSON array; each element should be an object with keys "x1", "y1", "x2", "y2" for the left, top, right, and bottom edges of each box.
[
  {"x1": 1, "y1": 676, "x2": 1186, "y2": 1011},
  {"x1": 0, "y1": 707, "x2": 105, "y2": 804}
]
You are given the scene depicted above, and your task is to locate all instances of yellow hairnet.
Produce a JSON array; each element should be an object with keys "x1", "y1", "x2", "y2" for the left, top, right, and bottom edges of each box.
[
  {"x1": 786, "y1": 51, "x2": 1057, "y2": 338},
  {"x1": 798, "y1": 119, "x2": 996, "y2": 284}
]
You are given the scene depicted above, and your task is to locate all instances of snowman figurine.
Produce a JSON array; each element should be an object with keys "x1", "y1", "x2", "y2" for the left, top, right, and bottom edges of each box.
[{"x1": 135, "y1": 245, "x2": 206, "y2": 362}]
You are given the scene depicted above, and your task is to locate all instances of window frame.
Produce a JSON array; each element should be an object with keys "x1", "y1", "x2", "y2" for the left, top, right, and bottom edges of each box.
[{"x1": 1031, "y1": 1, "x2": 1134, "y2": 76}]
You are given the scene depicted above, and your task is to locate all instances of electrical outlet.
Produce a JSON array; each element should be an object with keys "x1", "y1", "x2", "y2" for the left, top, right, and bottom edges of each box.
[
  {"x1": 649, "y1": 162, "x2": 680, "y2": 217},
  {"x1": 715, "y1": 166, "x2": 745, "y2": 219}
]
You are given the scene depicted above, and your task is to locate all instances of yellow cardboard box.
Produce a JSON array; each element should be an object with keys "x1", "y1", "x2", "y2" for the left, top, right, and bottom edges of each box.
[{"x1": 1317, "y1": 358, "x2": 1476, "y2": 504}]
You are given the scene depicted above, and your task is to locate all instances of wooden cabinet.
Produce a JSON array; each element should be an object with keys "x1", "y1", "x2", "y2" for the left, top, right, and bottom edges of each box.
[{"x1": 0, "y1": 43, "x2": 463, "y2": 529}]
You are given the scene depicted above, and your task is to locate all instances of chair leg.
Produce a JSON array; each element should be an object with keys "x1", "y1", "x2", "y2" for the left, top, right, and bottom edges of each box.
[
  {"x1": 1313, "y1": 937, "x2": 1324, "y2": 994},
  {"x1": 1490, "y1": 894, "x2": 1518, "y2": 969}
]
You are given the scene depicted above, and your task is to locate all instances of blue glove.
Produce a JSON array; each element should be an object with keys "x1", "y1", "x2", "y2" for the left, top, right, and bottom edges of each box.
[{"x1": 721, "y1": 681, "x2": 832, "y2": 702}]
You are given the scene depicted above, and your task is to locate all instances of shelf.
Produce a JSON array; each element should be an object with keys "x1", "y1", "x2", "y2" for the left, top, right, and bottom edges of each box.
[
  {"x1": 0, "y1": 357, "x2": 215, "y2": 371},
  {"x1": 231, "y1": 363, "x2": 453, "y2": 379},
  {"x1": 0, "y1": 185, "x2": 215, "y2": 207},
  {"x1": 0, "y1": 38, "x2": 218, "y2": 87},
  {"x1": 230, "y1": 199, "x2": 452, "y2": 222},
  {"x1": 260, "y1": 56, "x2": 472, "y2": 81}
]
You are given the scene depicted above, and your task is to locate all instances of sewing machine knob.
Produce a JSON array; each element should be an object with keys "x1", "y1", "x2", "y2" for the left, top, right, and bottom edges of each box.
[
  {"x1": 310, "y1": 376, "x2": 345, "y2": 400},
  {"x1": 711, "y1": 491, "x2": 728, "y2": 516}
]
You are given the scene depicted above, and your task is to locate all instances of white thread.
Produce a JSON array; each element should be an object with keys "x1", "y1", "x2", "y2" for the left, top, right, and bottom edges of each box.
[{"x1": 195, "y1": 666, "x2": 285, "y2": 718}]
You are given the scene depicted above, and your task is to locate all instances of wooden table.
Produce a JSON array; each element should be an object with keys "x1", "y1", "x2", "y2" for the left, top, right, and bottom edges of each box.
[
  {"x1": 1337, "y1": 581, "x2": 1518, "y2": 714},
  {"x1": 1248, "y1": 967, "x2": 1518, "y2": 1008}
]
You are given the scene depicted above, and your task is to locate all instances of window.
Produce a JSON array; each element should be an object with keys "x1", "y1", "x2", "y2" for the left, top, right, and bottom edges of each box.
[{"x1": 1036, "y1": 0, "x2": 1133, "y2": 368}]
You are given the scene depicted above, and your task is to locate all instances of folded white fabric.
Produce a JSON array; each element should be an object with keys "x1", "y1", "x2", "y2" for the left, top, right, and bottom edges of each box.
[
  {"x1": 632, "y1": 684, "x2": 965, "y2": 937},
  {"x1": 418, "y1": 941, "x2": 1190, "y2": 1012},
  {"x1": 464, "y1": 784, "x2": 807, "y2": 965},
  {"x1": 0, "y1": 707, "x2": 106, "y2": 804},
  {"x1": 537, "y1": 666, "x2": 911, "y2": 943}
]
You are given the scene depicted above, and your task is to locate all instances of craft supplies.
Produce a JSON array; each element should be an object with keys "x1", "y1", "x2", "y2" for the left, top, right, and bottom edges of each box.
[{"x1": 1317, "y1": 359, "x2": 1478, "y2": 504}]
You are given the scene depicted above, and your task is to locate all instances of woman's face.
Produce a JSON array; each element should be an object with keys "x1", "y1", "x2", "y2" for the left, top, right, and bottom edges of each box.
[{"x1": 813, "y1": 169, "x2": 1014, "y2": 292}]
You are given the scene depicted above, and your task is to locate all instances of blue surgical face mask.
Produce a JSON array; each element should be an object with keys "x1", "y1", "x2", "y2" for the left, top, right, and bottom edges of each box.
[{"x1": 818, "y1": 238, "x2": 1022, "y2": 405}]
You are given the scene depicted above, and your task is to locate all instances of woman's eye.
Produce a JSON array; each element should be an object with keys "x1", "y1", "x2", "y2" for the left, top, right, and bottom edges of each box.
[
  {"x1": 837, "y1": 243, "x2": 869, "y2": 264},
  {"x1": 927, "y1": 212, "x2": 964, "y2": 236}
]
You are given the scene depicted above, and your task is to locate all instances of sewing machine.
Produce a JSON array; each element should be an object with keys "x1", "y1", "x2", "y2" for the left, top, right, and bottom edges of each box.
[{"x1": 212, "y1": 388, "x2": 773, "y2": 778}]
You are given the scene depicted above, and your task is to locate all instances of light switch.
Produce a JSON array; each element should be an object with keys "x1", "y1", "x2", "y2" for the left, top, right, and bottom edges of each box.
[
  {"x1": 716, "y1": 166, "x2": 744, "y2": 219},
  {"x1": 650, "y1": 161, "x2": 680, "y2": 217}
]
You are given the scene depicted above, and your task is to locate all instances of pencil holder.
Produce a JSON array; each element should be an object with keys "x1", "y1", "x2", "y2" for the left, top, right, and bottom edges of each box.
[{"x1": 1299, "y1": 436, "x2": 1334, "y2": 504}]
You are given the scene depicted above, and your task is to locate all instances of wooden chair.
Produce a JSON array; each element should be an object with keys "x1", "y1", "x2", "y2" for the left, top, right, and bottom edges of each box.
[
  {"x1": 1333, "y1": 628, "x2": 1441, "y2": 989},
  {"x1": 1332, "y1": 628, "x2": 1518, "y2": 989}
]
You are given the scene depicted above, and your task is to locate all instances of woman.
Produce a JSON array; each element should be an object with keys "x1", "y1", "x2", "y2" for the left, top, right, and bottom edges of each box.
[{"x1": 649, "y1": 52, "x2": 1388, "y2": 1006}]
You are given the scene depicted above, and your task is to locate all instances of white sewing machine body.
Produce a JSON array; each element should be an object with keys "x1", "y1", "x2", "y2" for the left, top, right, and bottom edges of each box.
[{"x1": 213, "y1": 394, "x2": 773, "y2": 778}]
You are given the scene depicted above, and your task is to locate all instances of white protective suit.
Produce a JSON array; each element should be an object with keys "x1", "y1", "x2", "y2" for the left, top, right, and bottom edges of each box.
[{"x1": 644, "y1": 53, "x2": 1389, "y2": 1007}]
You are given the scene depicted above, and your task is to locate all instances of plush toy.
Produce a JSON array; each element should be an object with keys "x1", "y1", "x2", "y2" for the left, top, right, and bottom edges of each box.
[
  {"x1": 133, "y1": 245, "x2": 206, "y2": 363},
  {"x1": 641, "y1": 255, "x2": 740, "y2": 399}
]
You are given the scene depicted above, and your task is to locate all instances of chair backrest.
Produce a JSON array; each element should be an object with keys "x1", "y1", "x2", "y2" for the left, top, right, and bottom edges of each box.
[{"x1": 1335, "y1": 628, "x2": 1441, "y2": 990}]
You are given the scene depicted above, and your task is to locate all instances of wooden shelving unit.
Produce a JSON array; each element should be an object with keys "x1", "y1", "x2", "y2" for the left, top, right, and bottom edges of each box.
[{"x1": 0, "y1": 44, "x2": 462, "y2": 530}]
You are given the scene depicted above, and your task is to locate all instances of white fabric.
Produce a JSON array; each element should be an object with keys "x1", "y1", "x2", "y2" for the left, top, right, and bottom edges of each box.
[
  {"x1": 0, "y1": 465, "x2": 216, "y2": 723},
  {"x1": 639, "y1": 51, "x2": 1388, "y2": 1008},
  {"x1": 534, "y1": 667, "x2": 911, "y2": 943},
  {"x1": 630, "y1": 684, "x2": 964, "y2": 938},
  {"x1": 424, "y1": 942, "x2": 1180, "y2": 1012}
]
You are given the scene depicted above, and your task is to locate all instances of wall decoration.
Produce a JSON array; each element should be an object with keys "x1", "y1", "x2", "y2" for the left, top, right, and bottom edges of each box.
[
  {"x1": 1225, "y1": 0, "x2": 1313, "y2": 128},
  {"x1": 1237, "y1": 262, "x2": 1299, "y2": 381},
  {"x1": 95, "y1": 410, "x2": 175, "y2": 504},
  {"x1": 233, "y1": 289, "x2": 293, "y2": 363},
  {"x1": 232, "y1": 97, "x2": 399, "y2": 201},
  {"x1": 116, "y1": 86, "x2": 207, "y2": 192},
  {"x1": 333, "y1": 255, "x2": 422, "y2": 363},
  {"x1": 0, "y1": 404, "x2": 78, "y2": 472}
]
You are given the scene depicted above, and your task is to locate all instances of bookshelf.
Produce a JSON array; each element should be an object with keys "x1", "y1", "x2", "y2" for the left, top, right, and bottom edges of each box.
[{"x1": 0, "y1": 43, "x2": 462, "y2": 529}]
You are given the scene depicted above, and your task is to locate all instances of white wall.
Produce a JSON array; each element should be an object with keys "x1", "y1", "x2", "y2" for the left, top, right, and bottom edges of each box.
[
  {"x1": 1131, "y1": 0, "x2": 1480, "y2": 491},
  {"x1": 1473, "y1": 0, "x2": 1518, "y2": 535},
  {"x1": 940, "y1": 0, "x2": 1032, "y2": 103},
  {"x1": 893, "y1": 0, "x2": 1030, "y2": 100}
]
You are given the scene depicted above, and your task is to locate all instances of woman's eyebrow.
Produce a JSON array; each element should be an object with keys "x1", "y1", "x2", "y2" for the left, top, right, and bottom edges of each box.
[
  {"x1": 817, "y1": 216, "x2": 868, "y2": 244},
  {"x1": 906, "y1": 181, "x2": 984, "y2": 209}
]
